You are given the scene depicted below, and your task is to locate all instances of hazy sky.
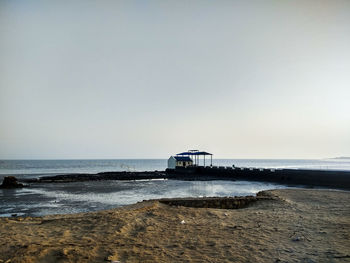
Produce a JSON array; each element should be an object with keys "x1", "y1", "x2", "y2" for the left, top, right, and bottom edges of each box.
[{"x1": 1, "y1": 0, "x2": 349, "y2": 159}]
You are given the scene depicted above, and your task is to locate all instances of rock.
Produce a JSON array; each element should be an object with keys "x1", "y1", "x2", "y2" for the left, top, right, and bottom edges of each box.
[
  {"x1": 292, "y1": 236, "x2": 303, "y2": 242},
  {"x1": 0, "y1": 176, "x2": 24, "y2": 188}
]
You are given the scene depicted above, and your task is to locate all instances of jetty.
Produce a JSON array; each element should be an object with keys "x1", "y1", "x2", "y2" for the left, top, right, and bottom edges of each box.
[
  {"x1": 11, "y1": 150, "x2": 350, "y2": 190},
  {"x1": 166, "y1": 150, "x2": 350, "y2": 190},
  {"x1": 166, "y1": 166, "x2": 350, "y2": 190},
  {"x1": 17, "y1": 165, "x2": 350, "y2": 191}
]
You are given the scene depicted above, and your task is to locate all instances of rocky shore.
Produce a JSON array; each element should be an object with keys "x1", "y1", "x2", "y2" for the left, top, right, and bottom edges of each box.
[
  {"x1": 0, "y1": 176, "x2": 24, "y2": 189},
  {"x1": 22, "y1": 171, "x2": 167, "y2": 183},
  {"x1": 157, "y1": 192, "x2": 273, "y2": 209},
  {"x1": 11, "y1": 166, "x2": 350, "y2": 190}
]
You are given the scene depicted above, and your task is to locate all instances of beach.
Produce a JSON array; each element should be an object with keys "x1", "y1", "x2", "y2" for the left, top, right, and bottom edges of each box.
[
  {"x1": 2, "y1": 0, "x2": 350, "y2": 261},
  {"x1": 0, "y1": 189, "x2": 349, "y2": 263}
]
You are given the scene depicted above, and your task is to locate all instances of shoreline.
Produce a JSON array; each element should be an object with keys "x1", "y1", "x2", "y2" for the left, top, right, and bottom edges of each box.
[
  {"x1": 12, "y1": 166, "x2": 350, "y2": 191},
  {"x1": 1, "y1": 189, "x2": 349, "y2": 262},
  {"x1": 1, "y1": 178, "x2": 288, "y2": 218}
]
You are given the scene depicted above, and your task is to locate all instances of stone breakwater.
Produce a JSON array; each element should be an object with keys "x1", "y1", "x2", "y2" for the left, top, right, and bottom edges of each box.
[
  {"x1": 11, "y1": 166, "x2": 350, "y2": 190},
  {"x1": 167, "y1": 166, "x2": 350, "y2": 190}
]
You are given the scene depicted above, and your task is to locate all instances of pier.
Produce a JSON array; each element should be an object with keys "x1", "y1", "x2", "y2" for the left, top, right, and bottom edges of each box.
[
  {"x1": 17, "y1": 165, "x2": 350, "y2": 190},
  {"x1": 166, "y1": 166, "x2": 350, "y2": 190},
  {"x1": 165, "y1": 150, "x2": 350, "y2": 190}
]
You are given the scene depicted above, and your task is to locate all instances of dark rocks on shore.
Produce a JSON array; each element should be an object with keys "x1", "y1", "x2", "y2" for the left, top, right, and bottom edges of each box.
[
  {"x1": 0, "y1": 176, "x2": 24, "y2": 189},
  {"x1": 21, "y1": 171, "x2": 168, "y2": 183},
  {"x1": 157, "y1": 195, "x2": 274, "y2": 209}
]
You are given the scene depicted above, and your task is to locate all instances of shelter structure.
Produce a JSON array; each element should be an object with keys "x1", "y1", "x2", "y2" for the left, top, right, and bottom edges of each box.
[
  {"x1": 168, "y1": 156, "x2": 193, "y2": 169},
  {"x1": 176, "y1": 150, "x2": 213, "y2": 167}
]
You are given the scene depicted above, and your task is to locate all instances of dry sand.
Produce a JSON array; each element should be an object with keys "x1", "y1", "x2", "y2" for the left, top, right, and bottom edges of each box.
[{"x1": 0, "y1": 189, "x2": 349, "y2": 263}]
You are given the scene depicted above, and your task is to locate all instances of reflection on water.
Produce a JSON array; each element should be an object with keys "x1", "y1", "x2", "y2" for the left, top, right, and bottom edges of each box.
[{"x1": 0, "y1": 179, "x2": 288, "y2": 217}]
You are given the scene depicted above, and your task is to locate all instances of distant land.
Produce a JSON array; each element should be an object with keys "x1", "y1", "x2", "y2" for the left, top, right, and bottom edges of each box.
[{"x1": 331, "y1": 157, "x2": 350, "y2": 160}]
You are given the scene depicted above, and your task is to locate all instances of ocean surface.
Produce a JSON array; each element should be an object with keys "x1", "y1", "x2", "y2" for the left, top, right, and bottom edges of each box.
[
  {"x1": 1, "y1": 159, "x2": 349, "y2": 217},
  {"x1": 1, "y1": 158, "x2": 350, "y2": 179}
]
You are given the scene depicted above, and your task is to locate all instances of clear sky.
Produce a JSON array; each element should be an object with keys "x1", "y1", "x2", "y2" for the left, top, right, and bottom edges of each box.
[{"x1": 1, "y1": 0, "x2": 349, "y2": 159}]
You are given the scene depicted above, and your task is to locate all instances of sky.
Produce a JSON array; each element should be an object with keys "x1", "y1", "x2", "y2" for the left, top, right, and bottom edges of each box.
[{"x1": 0, "y1": 0, "x2": 350, "y2": 159}]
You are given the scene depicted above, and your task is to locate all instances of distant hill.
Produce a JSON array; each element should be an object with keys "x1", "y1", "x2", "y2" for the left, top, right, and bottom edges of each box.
[{"x1": 332, "y1": 157, "x2": 350, "y2": 160}]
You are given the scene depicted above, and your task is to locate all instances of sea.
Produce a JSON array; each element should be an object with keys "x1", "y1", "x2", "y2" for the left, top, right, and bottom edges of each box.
[{"x1": 1, "y1": 158, "x2": 349, "y2": 217}]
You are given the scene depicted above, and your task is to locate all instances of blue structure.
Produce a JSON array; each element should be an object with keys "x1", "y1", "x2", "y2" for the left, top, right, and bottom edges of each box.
[{"x1": 176, "y1": 150, "x2": 213, "y2": 166}]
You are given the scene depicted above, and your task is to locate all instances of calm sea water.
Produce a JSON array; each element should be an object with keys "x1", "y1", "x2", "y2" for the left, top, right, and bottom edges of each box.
[
  {"x1": 0, "y1": 159, "x2": 349, "y2": 217},
  {"x1": 1, "y1": 158, "x2": 350, "y2": 179}
]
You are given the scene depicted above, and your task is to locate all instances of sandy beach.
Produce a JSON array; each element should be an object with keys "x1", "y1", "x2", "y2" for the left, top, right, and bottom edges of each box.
[{"x1": 0, "y1": 189, "x2": 349, "y2": 263}]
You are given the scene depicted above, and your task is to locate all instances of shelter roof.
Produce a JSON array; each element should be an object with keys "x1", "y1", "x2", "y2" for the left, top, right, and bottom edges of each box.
[
  {"x1": 176, "y1": 151, "x2": 212, "y2": 156},
  {"x1": 174, "y1": 156, "x2": 193, "y2": 161}
]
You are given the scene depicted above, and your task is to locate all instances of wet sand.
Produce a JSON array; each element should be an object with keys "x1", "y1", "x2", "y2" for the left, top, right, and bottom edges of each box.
[{"x1": 0, "y1": 189, "x2": 349, "y2": 263}]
